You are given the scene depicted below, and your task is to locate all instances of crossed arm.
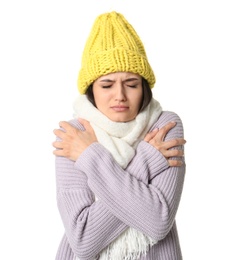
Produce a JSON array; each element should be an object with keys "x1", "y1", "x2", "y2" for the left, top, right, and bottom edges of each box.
[
  {"x1": 53, "y1": 112, "x2": 186, "y2": 260},
  {"x1": 53, "y1": 117, "x2": 186, "y2": 166}
]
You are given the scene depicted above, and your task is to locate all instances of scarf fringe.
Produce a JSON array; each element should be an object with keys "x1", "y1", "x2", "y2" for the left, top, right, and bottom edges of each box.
[
  {"x1": 98, "y1": 227, "x2": 157, "y2": 260},
  {"x1": 74, "y1": 227, "x2": 157, "y2": 260}
]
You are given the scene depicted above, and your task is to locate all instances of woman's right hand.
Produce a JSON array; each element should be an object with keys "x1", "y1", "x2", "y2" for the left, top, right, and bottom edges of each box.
[
  {"x1": 53, "y1": 118, "x2": 97, "y2": 161},
  {"x1": 144, "y1": 122, "x2": 186, "y2": 167}
]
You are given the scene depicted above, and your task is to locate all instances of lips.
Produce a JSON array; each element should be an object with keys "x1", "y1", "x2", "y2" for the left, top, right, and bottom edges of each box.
[{"x1": 111, "y1": 105, "x2": 129, "y2": 112}]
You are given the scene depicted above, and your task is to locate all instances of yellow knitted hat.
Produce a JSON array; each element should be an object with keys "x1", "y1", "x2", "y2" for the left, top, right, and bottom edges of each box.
[{"x1": 77, "y1": 11, "x2": 156, "y2": 94}]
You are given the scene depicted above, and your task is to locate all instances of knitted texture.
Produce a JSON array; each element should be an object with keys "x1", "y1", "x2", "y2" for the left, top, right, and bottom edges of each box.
[
  {"x1": 77, "y1": 11, "x2": 156, "y2": 94},
  {"x1": 55, "y1": 111, "x2": 185, "y2": 260}
]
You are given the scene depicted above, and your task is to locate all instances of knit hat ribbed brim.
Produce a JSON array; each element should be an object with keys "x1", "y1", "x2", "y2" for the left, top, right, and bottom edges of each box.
[{"x1": 77, "y1": 11, "x2": 155, "y2": 94}]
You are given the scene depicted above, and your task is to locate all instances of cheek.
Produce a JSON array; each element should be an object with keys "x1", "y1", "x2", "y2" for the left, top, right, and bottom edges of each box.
[
  {"x1": 94, "y1": 99, "x2": 103, "y2": 111},
  {"x1": 94, "y1": 93, "x2": 109, "y2": 112},
  {"x1": 93, "y1": 90, "x2": 103, "y2": 106},
  {"x1": 135, "y1": 93, "x2": 143, "y2": 109}
]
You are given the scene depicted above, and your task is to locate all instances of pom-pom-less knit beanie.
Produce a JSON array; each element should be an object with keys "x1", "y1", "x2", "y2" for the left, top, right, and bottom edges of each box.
[{"x1": 77, "y1": 11, "x2": 156, "y2": 94}]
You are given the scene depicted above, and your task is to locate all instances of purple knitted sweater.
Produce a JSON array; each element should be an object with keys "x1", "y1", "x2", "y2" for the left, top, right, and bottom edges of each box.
[{"x1": 55, "y1": 111, "x2": 185, "y2": 260}]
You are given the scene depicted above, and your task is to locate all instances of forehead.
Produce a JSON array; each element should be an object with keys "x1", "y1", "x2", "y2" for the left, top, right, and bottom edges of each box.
[{"x1": 96, "y1": 72, "x2": 141, "y2": 82}]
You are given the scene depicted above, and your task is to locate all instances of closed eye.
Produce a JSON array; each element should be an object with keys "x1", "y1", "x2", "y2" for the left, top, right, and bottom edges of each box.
[{"x1": 127, "y1": 85, "x2": 137, "y2": 88}]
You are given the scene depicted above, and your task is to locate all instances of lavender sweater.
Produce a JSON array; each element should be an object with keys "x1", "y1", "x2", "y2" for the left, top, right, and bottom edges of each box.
[{"x1": 55, "y1": 111, "x2": 186, "y2": 260}]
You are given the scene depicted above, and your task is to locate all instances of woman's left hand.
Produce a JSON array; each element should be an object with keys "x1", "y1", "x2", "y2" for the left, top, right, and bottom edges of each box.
[
  {"x1": 52, "y1": 118, "x2": 97, "y2": 161},
  {"x1": 144, "y1": 122, "x2": 186, "y2": 167}
]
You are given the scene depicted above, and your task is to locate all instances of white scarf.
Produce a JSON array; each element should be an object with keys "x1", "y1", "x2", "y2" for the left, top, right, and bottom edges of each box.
[{"x1": 73, "y1": 95, "x2": 162, "y2": 259}]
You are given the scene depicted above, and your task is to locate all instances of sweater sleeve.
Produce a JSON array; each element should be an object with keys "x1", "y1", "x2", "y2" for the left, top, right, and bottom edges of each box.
[
  {"x1": 56, "y1": 156, "x2": 129, "y2": 260},
  {"x1": 74, "y1": 111, "x2": 186, "y2": 241},
  {"x1": 55, "y1": 119, "x2": 167, "y2": 259},
  {"x1": 56, "y1": 111, "x2": 185, "y2": 259},
  {"x1": 55, "y1": 141, "x2": 170, "y2": 260}
]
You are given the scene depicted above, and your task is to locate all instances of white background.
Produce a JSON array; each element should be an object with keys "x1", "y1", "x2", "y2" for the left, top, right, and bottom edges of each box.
[{"x1": 0, "y1": 0, "x2": 233, "y2": 259}]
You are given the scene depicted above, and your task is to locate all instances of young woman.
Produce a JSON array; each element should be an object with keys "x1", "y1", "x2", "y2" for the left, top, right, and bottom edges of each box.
[{"x1": 53, "y1": 11, "x2": 186, "y2": 260}]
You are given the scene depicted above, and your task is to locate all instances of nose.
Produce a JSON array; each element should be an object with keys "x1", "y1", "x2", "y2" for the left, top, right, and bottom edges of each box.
[{"x1": 114, "y1": 84, "x2": 126, "y2": 102}]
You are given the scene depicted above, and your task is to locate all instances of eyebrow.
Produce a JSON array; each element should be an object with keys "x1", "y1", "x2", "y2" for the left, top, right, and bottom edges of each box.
[{"x1": 99, "y1": 77, "x2": 140, "y2": 83}]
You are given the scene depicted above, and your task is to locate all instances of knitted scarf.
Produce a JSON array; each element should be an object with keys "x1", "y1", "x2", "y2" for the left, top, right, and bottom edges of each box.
[{"x1": 73, "y1": 95, "x2": 162, "y2": 260}]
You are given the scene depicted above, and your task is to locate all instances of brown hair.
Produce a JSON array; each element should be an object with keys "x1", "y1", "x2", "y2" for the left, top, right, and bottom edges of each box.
[{"x1": 86, "y1": 77, "x2": 152, "y2": 113}]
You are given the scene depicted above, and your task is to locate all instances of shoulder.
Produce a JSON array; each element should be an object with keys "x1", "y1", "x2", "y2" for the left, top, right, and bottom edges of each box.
[
  {"x1": 152, "y1": 111, "x2": 184, "y2": 139},
  {"x1": 66, "y1": 118, "x2": 86, "y2": 131},
  {"x1": 157, "y1": 111, "x2": 183, "y2": 127}
]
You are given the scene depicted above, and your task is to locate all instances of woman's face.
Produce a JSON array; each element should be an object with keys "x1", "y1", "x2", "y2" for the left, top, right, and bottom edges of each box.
[{"x1": 92, "y1": 72, "x2": 143, "y2": 122}]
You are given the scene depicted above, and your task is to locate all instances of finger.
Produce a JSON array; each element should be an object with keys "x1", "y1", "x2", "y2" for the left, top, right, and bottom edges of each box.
[
  {"x1": 158, "y1": 149, "x2": 184, "y2": 159},
  {"x1": 156, "y1": 122, "x2": 176, "y2": 140},
  {"x1": 52, "y1": 141, "x2": 63, "y2": 149},
  {"x1": 59, "y1": 121, "x2": 75, "y2": 132},
  {"x1": 53, "y1": 129, "x2": 66, "y2": 139},
  {"x1": 160, "y1": 138, "x2": 186, "y2": 150},
  {"x1": 168, "y1": 159, "x2": 183, "y2": 167},
  {"x1": 166, "y1": 149, "x2": 184, "y2": 158},
  {"x1": 144, "y1": 128, "x2": 159, "y2": 142},
  {"x1": 53, "y1": 149, "x2": 65, "y2": 157}
]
